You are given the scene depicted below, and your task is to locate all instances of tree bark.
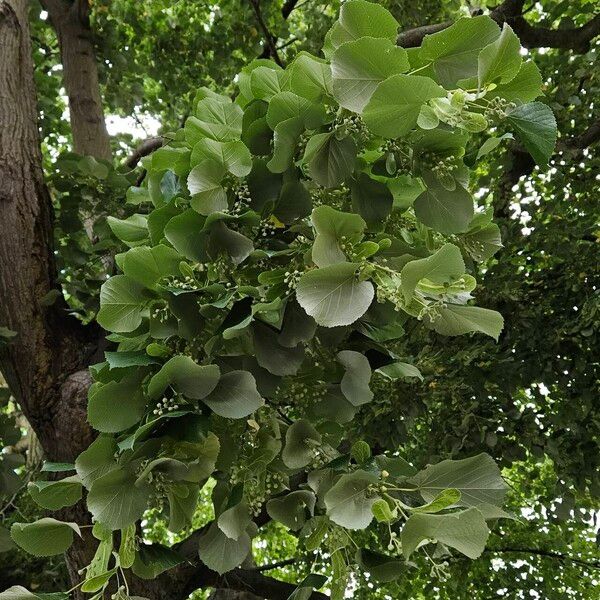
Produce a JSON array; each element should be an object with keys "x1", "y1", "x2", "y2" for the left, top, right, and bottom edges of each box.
[
  {"x1": 0, "y1": 1, "x2": 102, "y2": 595},
  {"x1": 41, "y1": 0, "x2": 111, "y2": 160}
]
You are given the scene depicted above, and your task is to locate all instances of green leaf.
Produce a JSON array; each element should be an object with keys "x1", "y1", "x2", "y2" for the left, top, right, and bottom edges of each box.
[
  {"x1": 376, "y1": 361, "x2": 423, "y2": 381},
  {"x1": 164, "y1": 209, "x2": 209, "y2": 262},
  {"x1": 150, "y1": 146, "x2": 190, "y2": 175},
  {"x1": 324, "y1": 470, "x2": 379, "y2": 530},
  {"x1": 97, "y1": 275, "x2": 148, "y2": 333},
  {"x1": 88, "y1": 378, "x2": 146, "y2": 433},
  {"x1": 198, "y1": 522, "x2": 251, "y2": 575},
  {"x1": 355, "y1": 548, "x2": 404, "y2": 583},
  {"x1": 363, "y1": 74, "x2": 445, "y2": 138},
  {"x1": 217, "y1": 500, "x2": 251, "y2": 540},
  {"x1": 253, "y1": 321, "x2": 304, "y2": 376},
  {"x1": 414, "y1": 177, "x2": 474, "y2": 234},
  {"x1": 267, "y1": 117, "x2": 304, "y2": 173},
  {"x1": 186, "y1": 98, "x2": 243, "y2": 143},
  {"x1": 267, "y1": 491, "x2": 316, "y2": 530},
  {"x1": 107, "y1": 214, "x2": 149, "y2": 247},
  {"x1": 287, "y1": 574, "x2": 328, "y2": 600},
  {"x1": 331, "y1": 37, "x2": 409, "y2": 113},
  {"x1": 296, "y1": 263, "x2": 374, "y2": 327},
  {"x1": 278, "y1": 300, "x2": 317, "y2": 348},
  {"x1": 75, "y1": 435, "x2": 118, "y2": 490},
  {"x1": 0, "y1": 525, "x2": 15, "y2": 553},
  {"x1": 275, "y1": 180, "x2": 312, "y2": 224},
  {"x1": 337, "y1": 350, "x2": 373, "y2": 406},
  {"x1": 87, "y1": 467, "x2": 150, "y2": 530},
  {"x1": 266, "y1": 92, "x2": 325, "y2": 130},
  {"x1": 119, "y1": 524, "x2": 136, "y2": 568},
  {"x1": 425, "y1": 304, "x2": 504, "y2": 340},
  {"x1": 11, "y1": 518, "x2": 80, "y2": 557},
  {"x1": 187, "y1": 159, "x2": 227, "y2": 215},
  {"x1": 147, "y1": 355, "x2": 220, "y2": 400},
  {"x1": 409, "y1": 453, "x2": 508, "y2": 507},
  {"x1": 132, "y1": 544, "x2": 183, "y2": 579},
  {"x1": 302, "y1": 133, "x2": 357, "y2": 189},
  {"x1": 104, "y1": 351, "x2": 160, "y2": 369},
  {"x1": 327, "y1": 0, "x2": 399, "y2": 53},
  {"x1": 28, "y1": 476, "x2": 82, "y2": 510},
  {"x1": 121, "y1": 245, "x2": 181, "y2": 288},
  {"x1": 282, "y1": 419, "x2": 322, "y2": 469},
  {"x1": 401, "y1": 507, "x2": 489, "y2": 559},
  {"x1": 191, "y1": 138, "x2": 252, "y2": 177},
  {"x1": 0, "y1": 587, "x2": 69, "y2": 600},
  {"x1": 371, "y1": 498, "x2": 395, "y2": 523},
  {"x1": 250, "y1": 66, "x2": 282, "y2": 100},
  {"x1": 478, "y1": 24, "x2": 522, "y2": 88},
  {"x1": 287, "y1": 53, "x2": 333, "y2": 101},
  {"x1": 492, "y1": 61, "x2": 543, "y2": 103},
  {"x1": 411, "y1": 488, "x2": 461, "y2": 513},
  {"x1": 350, "y1": 173, "x2": 393, "y2": 229},
  {"x1": 400, "y1": 243, "x2": 465, "y2": 303},
  {"x1": 311, "y1": 205, "x2": 366, "y2": 267},
  {"x1": 167, "y1": 483, "x2": 200, "y2": 533},
  {"x1": 202, "y1": 370, "x2": 264, "y2": 418},
  {"x1": 208, "y1": 221, "x2": 254, "y2": 265},
  {"x1": 507, "y1": 101, "x2": 557, "y2": 165},
  {"x1": 418, "y1": 16, "x2": 501, "y2": 88}
]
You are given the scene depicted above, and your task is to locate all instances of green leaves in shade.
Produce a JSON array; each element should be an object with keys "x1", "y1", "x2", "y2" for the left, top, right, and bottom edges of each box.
[
  {"x1": 507, "y1": 102, "x2": 557, "y2": 165},
  {"x1": 414, "y1": 177, "x2": 474, "y2": 234},
  {"x1": 282, "y1": 419, "x2": 322, "y2": 469},
  {"x1": 132, "y1": 544, "x2": 183, "y2": 580},
  {"x1": 87, "y1": 467, "x2": 150, "y2": 530},
  {"x1": 28, "y1": 476, "x2": 82, "y2": 510},
  {"x1": 425, "y1": 304, "x2": 504, "y2": 340},
  {"x1": 164, "y1": 209, "x2": 208, "y2": 262},
  {"x1": 311, "y1": 205, "x2": 365, "y2": 267},
  {"x1": 266, "y1": 490, "x2": 316, "y2": 530},
  {"x1": 478, "y1": 24, "x2": 522, "y2": 87},
  {"x1": 376, "y1": 361, "x2": 423, "y2": 381},
  {"x1": 10, "y1": 518, "x2": 80, "y2": 557},
  {"x1": 331, "y1": 37, "x2": 409, "y2": 113},
  {"x1": 217, "y1": 500, "x2": 251, "y2": 540},
  {"x1": 400, "y1": 243, "x2": 465, "y2": 303},
  {"x1": 418, "y1": 16, "x2": 501, "y2": 88},
  {"x1": 337, "y1": 350, "x2": 373, "y2": 406},
  {"x1": 296, "y1": 263, "x2": 374, "y2": 327},
  {"x1": 198, "y1": 522, "x2": 251, "y2": 575},
  {"x1": 88, "y1": 378, "x2": 146, "y2": 433},
  {"x1": 326, "y1": 0, "x2": 399, "y2": 54},
  {"x1": 355, "y1": 549, "x2": 403, "y2": 583},
  {"x1": 401, "y1": 508, "x2": 489, "y2": 559},
  {"x1": 97, "y1": 275, "x2": 147, "y2": 333},
  {"x1": 147, "y1": 355, "x2": 220, "y2": 400},
  {"x1": 201, "y1": 370, "x2": 264, "y2": 418},
  {"x1": 409, "y1": 453, "x2": 508, "y2": 507},
  {"x1": 324, "y1": 470, "x2": 379, "y2": 529},
  {"x1": 253, "y1": 321, "x2": 304, "y2": 376},
  {"x1": 350, "y1": 173, "x2": 393, "y2": 229},
  {"x1": 363, "y1": 74, "x2": 445, "y2": 138},
  {"x1": 302, "y1": 133, "x2": 357, "y2": 188}
]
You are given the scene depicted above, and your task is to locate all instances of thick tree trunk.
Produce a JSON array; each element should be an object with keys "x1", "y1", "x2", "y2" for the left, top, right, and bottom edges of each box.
[
  {"x1": 41, "y1": 0, "x2": 111, "y2": 160},
  {"x1": 0, "y1": 1, "x2": 102, "y2": 595}
]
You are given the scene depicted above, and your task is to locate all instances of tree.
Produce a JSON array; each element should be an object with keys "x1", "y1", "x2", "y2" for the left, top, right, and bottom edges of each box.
[{"x1": 1, "y1": 1, "x2": 598, "y2": 599}]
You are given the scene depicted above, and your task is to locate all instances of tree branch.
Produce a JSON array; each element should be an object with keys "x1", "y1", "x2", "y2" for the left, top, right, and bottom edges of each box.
[
  {"x1": 182, "y1": 564, "x2": 328, "y2": 600},
  {"x1": 124, "y1": 136, "x2": 164, "y2": 169},
  {"x1": 281, "y1": 0, "x2": 300, "y2": 20},
  {"x1": 397, "y1": 0, "x2": 600, "y2": 53},
  {"x1": 249, "y1": 0, "x2": 283, "y2": 66},
  {"x1": 485, "y1": 547, "x2": 600, "y2": 569}
]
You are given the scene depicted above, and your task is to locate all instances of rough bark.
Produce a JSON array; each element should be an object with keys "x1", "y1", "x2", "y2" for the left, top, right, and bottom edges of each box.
[
  {"x1": 0, "y1": 1, "x2": 101, "y2": 595},
  {"x1": 41, "y1": 0, "x2": 111, "y2": 160}
]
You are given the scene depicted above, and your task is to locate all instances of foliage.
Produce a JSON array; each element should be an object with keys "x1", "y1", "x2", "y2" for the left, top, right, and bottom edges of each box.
[{"x1": 2, "y1": 2, "x2": 566, "y2": 597}]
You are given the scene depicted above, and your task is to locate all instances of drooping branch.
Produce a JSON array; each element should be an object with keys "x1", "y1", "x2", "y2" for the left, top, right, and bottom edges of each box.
[
  {"x1": 281, "y1": 0, "x2": 300, "y2": 20},
  {"x1": 397, "y1": 0, "x2": 600, "y2": 53}
]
